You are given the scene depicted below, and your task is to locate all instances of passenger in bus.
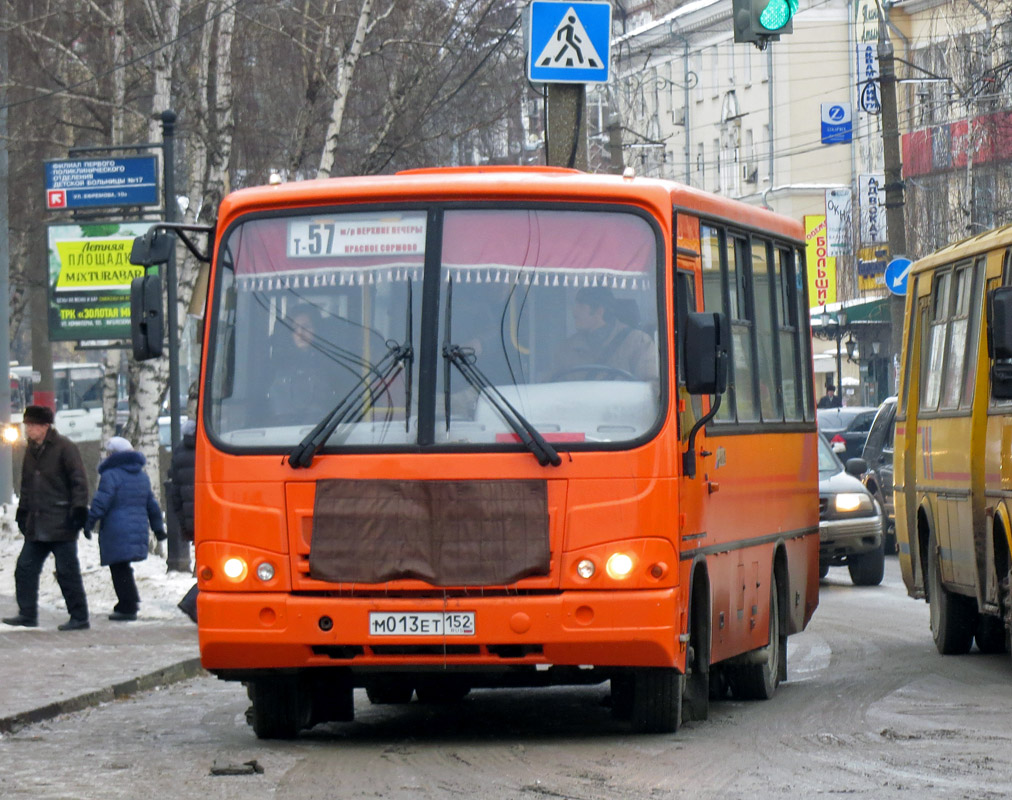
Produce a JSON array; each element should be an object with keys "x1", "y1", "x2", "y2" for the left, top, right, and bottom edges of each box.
[
  {"x1": 551, "y1": 286, "x2": 658, "y2": 381},
  {"x1": 3, "y1": 405, "x2": 90, "y2": 631},
  {"x1": 266, "y1": 303, "x2": 356, "y2": 424},
  {"x1": 83, "y1": 437, "x2": 166, "y2": 622}
]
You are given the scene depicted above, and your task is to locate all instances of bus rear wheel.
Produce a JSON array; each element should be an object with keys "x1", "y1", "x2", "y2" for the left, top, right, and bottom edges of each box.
[
  {"x1": 630, "y1": 668, "x2": 683, "y2": 734},
  {"x1": 927, "y1": 531, "x2": 975, "y2": 655},
  {"x1": 727, "y1": 573, "x2": 783, "y2": 701},
  {"x1": 414, "y1": 676, "x2": 471, "y2": 704},
  {"x1": 365, "y1": 676, "x2": 415, "y2": 705},
  {"x1": 246, "y1": 675, "x2": 312, "y2": 739}
]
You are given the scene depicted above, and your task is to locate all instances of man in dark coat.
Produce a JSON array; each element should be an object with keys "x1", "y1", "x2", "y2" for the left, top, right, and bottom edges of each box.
[
  {"x1": 3, "y1": 405, "x2": 90, "y2": 630},
  {"x1": 167, "y1": 419, "x2": 196, "y2": 541},
  {"x1": 84, "y1": 437, "x2": 165, "y2": 621},
  {"x1": 168, "y1": 419, "x2": 199, "y2": 623}
]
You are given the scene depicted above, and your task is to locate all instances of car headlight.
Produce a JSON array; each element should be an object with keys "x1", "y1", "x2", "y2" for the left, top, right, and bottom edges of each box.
[{"x1": 834, "y1": 492, "x2": 873, "y2": 514}]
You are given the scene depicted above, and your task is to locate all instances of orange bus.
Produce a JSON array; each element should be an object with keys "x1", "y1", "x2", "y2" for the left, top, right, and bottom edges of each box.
[{"x1": 132, "y1": 167, "x2": 819, "y2": 737}]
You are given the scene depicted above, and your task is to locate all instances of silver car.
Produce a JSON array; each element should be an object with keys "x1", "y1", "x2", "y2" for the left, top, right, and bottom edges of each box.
[{"x1": 818, "y1": 433, "x2": 885, "y2": 586}]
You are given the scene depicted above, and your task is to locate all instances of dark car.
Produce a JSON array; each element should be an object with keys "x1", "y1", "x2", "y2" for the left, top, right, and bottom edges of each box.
[
  {"x1": 818, "y1": 433, "x2": 885, "y2": 586},
  {"x1": 860, "y1": 397, "x2": 897, "y2": 553},
  {"x1": 817, "y1": 405, "x2": 878, "y2": 461}
]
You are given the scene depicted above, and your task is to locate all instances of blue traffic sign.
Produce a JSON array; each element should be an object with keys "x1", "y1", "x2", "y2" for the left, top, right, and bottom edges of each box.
[
  {"x1": 528, "y1": 2, "x2": 611, "y2": 85},
  {"x1": 885, "y1": 257, "x2": 912, "y2": 296},
  {"x1": 44, "y1": 156, "x2": 159, "y2": 211}
]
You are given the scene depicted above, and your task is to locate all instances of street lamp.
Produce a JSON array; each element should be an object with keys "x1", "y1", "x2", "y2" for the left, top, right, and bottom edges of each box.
[
  {"x1": 820, "y1": 308, "x2": 845, "y2": 397},
  {"x1": 846, "y1": 337, "x2": 857, "y2": 362}
]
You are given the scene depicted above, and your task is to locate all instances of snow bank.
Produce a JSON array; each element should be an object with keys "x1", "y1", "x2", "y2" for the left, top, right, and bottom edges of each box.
[{"x1": 0, "y1": 501, "x2": 195, "y2": 622}]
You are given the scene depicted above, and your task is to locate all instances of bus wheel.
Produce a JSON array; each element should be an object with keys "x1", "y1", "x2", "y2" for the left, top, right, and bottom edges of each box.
[
  {"x1": 974, "y1": 614, "x2": 1008, "y2": 654},
  {"x1": 609, "y1": 673, "x2": 634, "y2": 720},
  {"x1": 414, "y1": 676, "x2": 471, "y2": 704},
  {"x1": 927, "y1": 531, "x2": 975, "y2": 655},
  {"x1": 365, "y1": 676, "x2": 415, "y2": 705},
  {"x1": 246, "y1": 675, "x2": 311, "y2": 739},
  {"x1": 631, "y1": 669, "x2": 683, "y2": 734},
  {"x1": 848, "y1": 541, "x2": 885, "y2": 586},
  {"x1": 728, "y1": 574, "x2": 782, "y2": 701}
]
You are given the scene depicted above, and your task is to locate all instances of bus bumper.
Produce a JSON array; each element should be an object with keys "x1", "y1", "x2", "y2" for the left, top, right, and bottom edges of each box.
[{"x1": 198, "y1": 588, "x2": 682, "y2": 673}]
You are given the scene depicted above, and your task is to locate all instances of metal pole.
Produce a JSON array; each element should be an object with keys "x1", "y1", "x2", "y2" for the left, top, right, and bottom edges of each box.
[
  {"x1": 161, "y1": 109, "x2": 188, "y2": 572},
  {"x1": 0, "y1": 8, "x2": 12, "y2": 504}
]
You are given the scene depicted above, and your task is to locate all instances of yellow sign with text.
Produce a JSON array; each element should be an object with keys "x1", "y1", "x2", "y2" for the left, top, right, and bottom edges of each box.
[
  {"x1": 805, "y1": 215, "x2": 837, "y2": 308},
  {"x1": 53, "y1": 239, "x2": 143, "y2": 291}
]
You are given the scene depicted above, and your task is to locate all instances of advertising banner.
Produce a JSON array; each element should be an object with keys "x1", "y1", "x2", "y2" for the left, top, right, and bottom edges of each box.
[
  {"x1": 859, "y1": 173, "x2": 888, "y2": 244},
  {"x1": 855, "y1": 0, "x2": 880, "y2": 114},
  {"x1": 821, "y1": 102, "x2": 853, "y2": 144},
  {"x1": 805, "y1": 215, "x2": 837, "y2": 308},
  {"x1": 825, "y1": 188, "x2": 853, "y2": 256},
  {"x1": 47, "y1": 221, "x2": 153, "y2": 342}
]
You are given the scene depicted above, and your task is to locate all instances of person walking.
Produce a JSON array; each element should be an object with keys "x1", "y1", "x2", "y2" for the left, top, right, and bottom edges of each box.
[
  {"x1": 3, "y1": 405, "x2": 91, "y2": 631},
  {"x1": 168, "y1": 419, "x2": 198, "y2": 623},
  {"x1": 84, "y1": 436, "x2": 166, "y2": 621}
]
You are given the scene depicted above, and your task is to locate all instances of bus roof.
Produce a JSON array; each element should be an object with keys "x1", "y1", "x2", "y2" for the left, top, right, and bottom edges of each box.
[
  {"x1": 216, "y1": 167, "x2": 803, "y2": 243},
  {"x1": 910, "y1": 222, "x2": 1012, "y2": 275}
]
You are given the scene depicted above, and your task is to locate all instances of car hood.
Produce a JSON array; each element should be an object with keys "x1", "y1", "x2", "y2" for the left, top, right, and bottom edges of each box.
[{"x1": 819, "y1": 469, "x2": 870, "y2": 495}]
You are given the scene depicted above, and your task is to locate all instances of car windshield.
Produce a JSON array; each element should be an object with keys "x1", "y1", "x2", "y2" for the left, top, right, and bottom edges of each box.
[
  {"x1": 205, "y1": 205, "x2": 664, "y2": 452},
  {"x1": 818, "y1": 435, "x2": 842, "y2": 475}
]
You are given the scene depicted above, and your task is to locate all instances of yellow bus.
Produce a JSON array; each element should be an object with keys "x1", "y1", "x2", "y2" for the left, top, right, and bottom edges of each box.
[{"x1": 895, "y1": 224, "x2": 1012, "y2": 655}]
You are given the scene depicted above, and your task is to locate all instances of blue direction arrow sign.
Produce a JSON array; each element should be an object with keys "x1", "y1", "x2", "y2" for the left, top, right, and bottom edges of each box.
[
  {"x1": 885, "y1": 257, "x2": 912, "y2": 296},
  {"x1": 45, "y1": 156, "x2": 159, "y2": 211},
  {"x1": 528, "y1": 1, "x2": 611, "y2": 84}
]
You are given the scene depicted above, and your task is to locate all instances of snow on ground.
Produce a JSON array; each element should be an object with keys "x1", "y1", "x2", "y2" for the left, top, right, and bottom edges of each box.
[{"x1": 0, "y1": 501, "x2": 195, "y2": 623}]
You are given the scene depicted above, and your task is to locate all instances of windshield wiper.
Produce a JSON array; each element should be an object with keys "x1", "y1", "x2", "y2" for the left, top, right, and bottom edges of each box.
[{"x1": 443, "y1": 343, "x2": 561, "y2": 468}]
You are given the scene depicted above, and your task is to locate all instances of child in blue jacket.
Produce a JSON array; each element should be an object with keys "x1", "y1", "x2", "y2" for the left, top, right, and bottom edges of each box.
[{"x1": 85, "y1": 437, "x2": 166, "y2": 621}]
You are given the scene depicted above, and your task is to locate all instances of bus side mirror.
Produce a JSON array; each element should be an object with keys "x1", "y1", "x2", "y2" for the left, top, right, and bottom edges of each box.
[
  {"x1": 131, "y1": 275, "x2": 164, "y2": 360},
  {"x1": 988, "y1": 287, "x2": 1012, "y2": 399},
  {"x1": 684, "y1": 311, "x2": 728, "y2": 395},
  {"x1": 129, "y1": 229, "x2": 174, "y2": 267}
]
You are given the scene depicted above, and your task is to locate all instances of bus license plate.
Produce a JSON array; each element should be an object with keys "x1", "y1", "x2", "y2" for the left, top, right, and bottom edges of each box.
[{"x1": 369, "y1": 611, "x2": 475, "y2": 637}]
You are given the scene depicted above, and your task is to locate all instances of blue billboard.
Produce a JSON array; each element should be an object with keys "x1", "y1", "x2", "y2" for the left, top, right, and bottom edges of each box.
[{"x1": 44, "y1": 156, "x2": 160, "y2": 211}]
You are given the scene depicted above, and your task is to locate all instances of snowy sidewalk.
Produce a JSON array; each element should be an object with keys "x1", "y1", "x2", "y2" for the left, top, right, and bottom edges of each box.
[
  {"x1": 0, "y1": 603, "x2": 201, "y2": 733},
  {"x1": 0, "y1": 508, "x2": 203, "y2": 733}
]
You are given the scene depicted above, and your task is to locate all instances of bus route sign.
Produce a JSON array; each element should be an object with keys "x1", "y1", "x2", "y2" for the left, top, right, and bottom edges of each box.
[{"x1": 44, "y1": 156, "x2": 160, "y2": 211}]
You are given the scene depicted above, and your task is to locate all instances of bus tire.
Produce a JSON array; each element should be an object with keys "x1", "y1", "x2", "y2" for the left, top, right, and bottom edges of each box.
[
  {"x1": 631, "y1": 668, "x2": 683, "y2": 734},
  {"x1": 974, "y1": 614, "x2": 1008, "y2": 654},
  {"x1": 246, "y1": 675, "x2": 310, "y2": 739},
  {"x1": 848, "y1": 541, "x2": 885, "y2": 586},
  {"x1": 365, "y1": 676, "x2": 415, "y2": 705},
  {"x1": 927, "y1": 531, "x2": 975, "y2": 655},
  {"x1": 728, "y1": 573, "x2": 783, "y2": 701},
  {"x1": 609, "y1": 674, "x2": 634, "y2": 720}
]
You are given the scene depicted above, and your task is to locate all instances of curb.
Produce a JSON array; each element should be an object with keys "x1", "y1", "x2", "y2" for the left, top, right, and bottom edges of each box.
[{"x1": 0, "y1": 657, "x2": 205, "y2": 735}]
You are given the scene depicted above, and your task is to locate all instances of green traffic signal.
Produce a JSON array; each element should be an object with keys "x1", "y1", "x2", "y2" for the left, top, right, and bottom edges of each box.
[{"x1": 759, "y1": 0, "x2": 798, "y2": 32}]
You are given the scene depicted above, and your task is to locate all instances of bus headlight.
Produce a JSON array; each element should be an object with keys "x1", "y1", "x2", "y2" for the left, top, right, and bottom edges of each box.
[
  {"x1": 222, "y1": 557, "x2": 247, "y2": 581},
  {"x1": 576, "y1": 559, "x2": 596, "y2": 579},
  {"x1": 256, "y1": 561, "x2": 275, "y2": 582},
  {"x1": 605, "y1": 552, "x2": 635, "y2": 580}
]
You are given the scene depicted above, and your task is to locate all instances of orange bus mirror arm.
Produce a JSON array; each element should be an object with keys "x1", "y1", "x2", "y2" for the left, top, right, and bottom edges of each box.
[{"x1": 683, "y1": 393, "x2": 722, "y2": 480}]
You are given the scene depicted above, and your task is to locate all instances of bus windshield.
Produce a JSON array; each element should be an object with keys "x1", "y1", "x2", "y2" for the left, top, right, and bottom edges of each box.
[{"x1": 206, "y1": 205, "x2": 663, "y2": 451}]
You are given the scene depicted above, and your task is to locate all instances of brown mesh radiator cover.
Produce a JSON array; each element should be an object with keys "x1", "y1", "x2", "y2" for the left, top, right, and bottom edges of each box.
[{"x1": 309, "y1": 479, "x2": 550, "y2": 586}]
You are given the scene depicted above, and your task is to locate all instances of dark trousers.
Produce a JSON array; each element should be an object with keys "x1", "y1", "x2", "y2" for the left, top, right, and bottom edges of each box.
[
  {"x1": 14, "y1": 539, "x2": 89, "y2": 622},
  {"x1": 108, "y1": 562, "x2": 140, "y2": 615}
]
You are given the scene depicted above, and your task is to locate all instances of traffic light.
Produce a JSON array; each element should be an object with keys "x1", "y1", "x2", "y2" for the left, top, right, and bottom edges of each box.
[{"x1": 733, "y1": 0, "x2": 798, "y2": 47}]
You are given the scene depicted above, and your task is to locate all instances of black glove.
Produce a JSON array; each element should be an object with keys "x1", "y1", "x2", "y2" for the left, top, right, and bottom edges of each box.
[
  {"x1": 15, "y1": 509, "x2": 26, "y2": 535},
  {"x1": 154, "y1": 529, "x2": 168, "y2": 542},
  {"x1": 70, "y1": 506, "x2": 88, "y2": 531}
]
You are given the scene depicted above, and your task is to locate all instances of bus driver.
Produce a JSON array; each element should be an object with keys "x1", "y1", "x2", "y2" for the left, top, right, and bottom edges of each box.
[{"x1": 551, "y1": 286, "x2": 658, "y2": 382}]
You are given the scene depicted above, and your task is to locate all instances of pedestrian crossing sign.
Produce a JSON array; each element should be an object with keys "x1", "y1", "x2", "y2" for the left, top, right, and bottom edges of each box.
[{"x1": 528, "y1": 1, "x2": 611, "y2": 84}]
